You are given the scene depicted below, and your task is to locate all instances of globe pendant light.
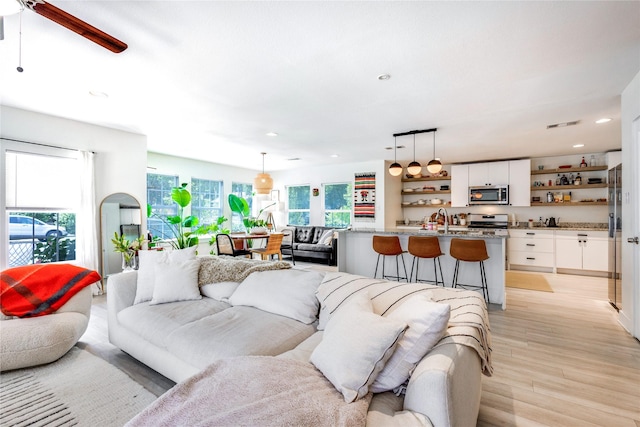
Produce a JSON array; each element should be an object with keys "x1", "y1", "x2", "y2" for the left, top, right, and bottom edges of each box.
[
  {"x1": 254, "y1": 152, "x2": 273, "y2": 194},
  {"x1": 407, "y1": 133, "x2": 422, "y2": 175},
  {"x1": 427, "y1": 130, "x2": 442, "y2": 174},
  {"x1": 388, "y1": 136, "x2": 403, "y2": 176}
]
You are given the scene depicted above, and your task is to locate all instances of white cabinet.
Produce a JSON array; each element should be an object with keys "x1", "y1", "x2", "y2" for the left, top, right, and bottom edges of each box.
[
  {"x1": 555, "y1": 231, "x2": 608, "y2": 272},
  {"x1": 508, "y1": 229, "x2": 555, "y2": 270},
  {"x1": 508, "y1": 159, "x2": 531, "y2": 207},
  {"x1": 451, "y1": 164, "x2": 469, "y2": 207},
  {"x1": 468, "y1": 161, "x2": 509, "y2": 187}
]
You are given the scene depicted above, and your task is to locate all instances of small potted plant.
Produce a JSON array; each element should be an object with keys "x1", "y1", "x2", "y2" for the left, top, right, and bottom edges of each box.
[{"x1": 111, "y1": 232, "x2": 144, "y2": 271}]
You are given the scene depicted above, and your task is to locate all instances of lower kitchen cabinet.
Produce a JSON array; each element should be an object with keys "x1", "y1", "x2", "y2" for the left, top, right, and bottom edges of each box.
[
  {"x1": 554, "y1": 230, "x2": 608, "y2": 272},
  {"x1": 508, "y1": 229, "x2": 555, "y2": 270}
]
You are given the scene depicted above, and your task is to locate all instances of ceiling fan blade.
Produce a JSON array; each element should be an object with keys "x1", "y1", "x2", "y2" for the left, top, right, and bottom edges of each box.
[{"x1": 23, "y1": 0, "x2": 127, "y2": 53}]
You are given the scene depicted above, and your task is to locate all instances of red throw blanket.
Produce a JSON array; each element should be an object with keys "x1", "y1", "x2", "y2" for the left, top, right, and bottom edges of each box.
[{"x1": 0, "y1": 264, "x2": 101, "y2": 317}]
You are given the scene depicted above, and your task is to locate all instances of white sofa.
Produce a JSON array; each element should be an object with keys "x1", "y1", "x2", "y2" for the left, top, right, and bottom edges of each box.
[{"x1": 108, "y1": 267, "x2": 487, "y2": 427}]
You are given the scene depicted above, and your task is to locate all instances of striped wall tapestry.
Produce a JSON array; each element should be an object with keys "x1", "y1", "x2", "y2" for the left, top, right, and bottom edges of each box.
[{"x1": 354, "y1": 172, "x2": 376, "y2": 221}]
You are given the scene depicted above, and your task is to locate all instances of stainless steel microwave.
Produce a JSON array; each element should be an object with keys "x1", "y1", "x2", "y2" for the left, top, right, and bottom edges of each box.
[{"x1": 469, "y1": 185, "x2": 509, "y2": 205}]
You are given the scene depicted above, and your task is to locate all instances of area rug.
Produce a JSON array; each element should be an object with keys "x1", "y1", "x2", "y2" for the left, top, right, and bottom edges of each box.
[
  {"x1": 505, "y1": 271, "x2": 553, "y2": 292},
  {"x1": 0, "y1": 347, "x2": 157, "y2": 427}
]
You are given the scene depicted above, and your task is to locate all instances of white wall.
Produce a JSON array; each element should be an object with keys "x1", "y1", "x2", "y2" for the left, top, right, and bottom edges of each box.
[
  {"x1": 271, "y1": 160, "x2": 388, "y2": 230},
  {"x1": 620, "y1": 70, "x2": 640, "y2": 338}
]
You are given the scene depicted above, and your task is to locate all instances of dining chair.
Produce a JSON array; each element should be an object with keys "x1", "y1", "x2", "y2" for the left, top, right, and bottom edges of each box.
[
  {"x1": 280, "y1": 228, "x2": 296, "y2": 264},
  {"x1": 215, "y1": 233, "x2": 251, "y2": 258},
  {"x1": 250, "y1": 233, "x2": 284, "y2": 261}
]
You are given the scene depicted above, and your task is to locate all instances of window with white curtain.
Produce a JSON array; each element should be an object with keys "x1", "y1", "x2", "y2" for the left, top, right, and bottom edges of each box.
[{"x1": 4, "y1": 149, "x2": 79, "y2": 267}]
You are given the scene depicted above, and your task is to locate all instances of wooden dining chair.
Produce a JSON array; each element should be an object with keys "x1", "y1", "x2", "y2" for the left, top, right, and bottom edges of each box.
[{"x1": 250, "y1": 233, "x2": 284, "y2": 261}]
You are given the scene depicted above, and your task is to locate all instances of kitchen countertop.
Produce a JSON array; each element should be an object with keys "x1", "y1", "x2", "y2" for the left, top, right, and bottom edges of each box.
[
  {"x1": 395, "y1": 222, "x2": 607, "y2": 232},
  {"x1": 343, "y1": 227, "x2": 509, "y2": 239}
]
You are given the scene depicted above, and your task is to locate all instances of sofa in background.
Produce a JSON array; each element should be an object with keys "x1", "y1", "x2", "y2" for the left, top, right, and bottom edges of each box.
[
  {"x1": 108, "y1": 252, "x2": 491, "y2": 426},
  {"x1": 285, "y1": 225, "x2": 339, "y2": 265}
]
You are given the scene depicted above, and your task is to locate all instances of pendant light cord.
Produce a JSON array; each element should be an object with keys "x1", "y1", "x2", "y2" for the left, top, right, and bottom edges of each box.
[{"x1": 17, "y1": 11, "x2": 23, "y2": 72}]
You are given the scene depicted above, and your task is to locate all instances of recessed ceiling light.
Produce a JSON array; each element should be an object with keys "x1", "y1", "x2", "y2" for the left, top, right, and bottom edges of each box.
[
  {"x1": 330, "y1": 154, "x2": 339, "y2": 158},
  {"x1": 573, "y1": 144, "x2": 585, "y2": 148},
  {"x1": 89, "y1": 91, "x2": 108, "y2": 98},
  {"x1": 595, "y1": 118, "x2": 612, "y2": 124},
  {"x1": 266, "y1": 132, "x2": 278, "y2": 137},
  {"x1": 287, "y1": 157, "x2": 300, "y2": 161},
  {"x1": 377, "y1": 74, "x2": 391, "y2": 81}
]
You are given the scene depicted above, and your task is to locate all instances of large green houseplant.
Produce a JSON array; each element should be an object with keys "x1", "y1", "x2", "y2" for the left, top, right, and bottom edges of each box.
[
  {"x1": 148, "y1": 183, "x2": 229, "y2": 250},
  {"x1": 228, "y1": 194, "x2": 275, "y2": 232}
]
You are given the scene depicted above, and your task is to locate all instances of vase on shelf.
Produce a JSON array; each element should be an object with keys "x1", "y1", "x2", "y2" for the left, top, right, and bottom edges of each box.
[{"x1": 121, "y1": 250, "x2": 138, "y2": 271}]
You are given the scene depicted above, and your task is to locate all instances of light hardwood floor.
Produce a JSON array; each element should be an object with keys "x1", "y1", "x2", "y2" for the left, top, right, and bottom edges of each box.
[{"x1": 79, "y1": 266, "x2": 640, "y2": 425}]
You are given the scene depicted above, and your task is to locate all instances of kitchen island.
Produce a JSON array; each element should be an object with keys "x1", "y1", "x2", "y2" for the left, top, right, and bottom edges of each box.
[{"x1": 337, "y1": 228, "x2": 508, "y2": 309}]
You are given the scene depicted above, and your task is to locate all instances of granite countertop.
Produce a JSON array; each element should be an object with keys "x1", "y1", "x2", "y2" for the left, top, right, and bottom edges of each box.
[
  {"x1": 395, "y1": 221, "x2": 607, "y2": 232},
  {"x1": 341, "y1": 227, "x2": 509, "y2": 239}
]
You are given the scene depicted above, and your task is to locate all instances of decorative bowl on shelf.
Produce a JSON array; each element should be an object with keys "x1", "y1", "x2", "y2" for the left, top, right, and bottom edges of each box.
[
  {"x1": 404, "y1": 188, "x2": 414, "y2": 192},
  {"x1": 430, "y1": 198, "x2": 443, "y2": 205}
]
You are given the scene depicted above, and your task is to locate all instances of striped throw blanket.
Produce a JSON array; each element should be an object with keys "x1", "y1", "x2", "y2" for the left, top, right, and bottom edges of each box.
[
  {"x1": 0, "y1": 264, "x2": 100, "y2": 317},
  {"x1": 316, "y1": 272, "x2": 493, "y2": 376}
]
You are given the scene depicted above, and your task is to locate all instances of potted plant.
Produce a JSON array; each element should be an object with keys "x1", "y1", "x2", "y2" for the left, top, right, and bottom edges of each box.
[
  {"x1": 111, "y1": 232, "x2": 144, "y2": 270},
  {"x1": 148, "y1": 183, "x2": 230, "y2": 251},
  {"x1": 228, "y1": 194, "x2": 275, "y2": 234}
]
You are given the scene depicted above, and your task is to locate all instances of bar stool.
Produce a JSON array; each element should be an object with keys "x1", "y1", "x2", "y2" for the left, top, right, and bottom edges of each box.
[
  {"x1": 373, "y1": 235, "x2": 408, "y2": 282},
  {"x1": 407, "y1": 236, "x2": 444, "y2": 286},
  {"x1": 450, "y1": 238, "x2": 490, "y2": 303}
]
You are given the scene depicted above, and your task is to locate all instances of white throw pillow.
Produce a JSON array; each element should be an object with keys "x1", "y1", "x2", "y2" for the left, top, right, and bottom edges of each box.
[
  {"x1": 310, "y1": 294, "x2": 407, "y2": 403},
  {"x1": 200, "y1": 281, "x2": 240, "y2": 302},
  {"x1": 149, "y1": 259, "x2": 202, "y2": 305},
  {"x1": 370, "y1": 294, "x2": 451, "y2": 393},
  {"x1": 229, "y1": 269, "x2": 325, "y2": 324},
  {"x1": 134, "y1": 247, "x2": 197, "y2": 304},
  {"x1": 318, "y1": 229, "x2": 334, "y2": 245}
]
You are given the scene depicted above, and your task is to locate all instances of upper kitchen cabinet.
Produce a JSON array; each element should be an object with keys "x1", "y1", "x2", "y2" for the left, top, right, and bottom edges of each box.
[
  {"x1": 508, "y1": 159, "x2": 531, "y2": 207},
  {"x1": 451, "y1": 164, "x2": 469, "y2": 207},
  {"x1": 468, "y1": 161, "x2": 510, "y2": 186}
]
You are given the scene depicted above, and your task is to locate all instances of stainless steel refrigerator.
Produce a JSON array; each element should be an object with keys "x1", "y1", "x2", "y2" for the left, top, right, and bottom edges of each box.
[{"x1": 608, "y1": 164, "x2": 622, "y2": 310}]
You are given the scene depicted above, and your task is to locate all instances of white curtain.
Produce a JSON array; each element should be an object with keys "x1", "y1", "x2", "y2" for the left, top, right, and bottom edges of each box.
[{"x1": 77, "y1": 151, "x2": 99, "y2": 272}]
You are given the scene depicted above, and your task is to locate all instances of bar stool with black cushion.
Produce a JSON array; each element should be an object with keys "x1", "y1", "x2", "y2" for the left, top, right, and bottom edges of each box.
[
  {"x1": 216, "y1": 233, "x2": 251, "y2": 258},
  {"x1": 372, "y1": 235, "x2": 409, "y2": 282},
  {"x1": 280, "y1": 228, "x2": 295, "y2": 265},
  {"x1": 407, "y1": 235, "x2": 444, "y2": 286},
  {"x1": 450, "y1": 238, "x2": 490, "y2": 303},
  {"x1": 250, "y1": 233, "x2": 284, "y2": 261}
]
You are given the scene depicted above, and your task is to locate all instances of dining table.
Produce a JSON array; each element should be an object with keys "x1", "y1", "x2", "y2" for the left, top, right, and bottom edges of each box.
[{"x1": 228, "y1": 232, "x2": 271, "y2": 250}]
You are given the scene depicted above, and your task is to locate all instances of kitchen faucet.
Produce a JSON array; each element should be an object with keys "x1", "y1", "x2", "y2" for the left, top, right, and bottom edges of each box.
[{"x1": 437, "y1": 208, "x2": 449, "y2": 233}]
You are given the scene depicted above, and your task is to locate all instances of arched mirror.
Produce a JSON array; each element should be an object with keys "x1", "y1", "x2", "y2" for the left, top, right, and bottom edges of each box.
[{"x1": 99, "y1": 193, "x2": 141, "y2": 285}]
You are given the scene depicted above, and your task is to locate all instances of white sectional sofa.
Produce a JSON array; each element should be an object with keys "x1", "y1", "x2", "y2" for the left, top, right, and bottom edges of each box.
[{"x1": 107, "y1": 255, "x2": 491, "y2": 427}]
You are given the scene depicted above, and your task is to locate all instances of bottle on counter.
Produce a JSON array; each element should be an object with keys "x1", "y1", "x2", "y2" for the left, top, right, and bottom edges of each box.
[
  {"x1": 556, "y1": 174, "x2": 561, "y2": 185},
  {"x1": 561, "y1": 174, "x2": 569, "y2": 185},
  {"x1": 569, "y1": 172, "x2": 575, "y2": 185},
  {"x1": 580, "y1": 156, "x2": 588, "y2": 167}
]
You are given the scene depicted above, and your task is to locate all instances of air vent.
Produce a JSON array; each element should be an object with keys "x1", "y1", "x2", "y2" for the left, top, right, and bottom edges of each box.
[
  {"x1": 547, "y1": 120, "x2": 580, "y2": 129},
  {"x1": 287, "y1": 157, "x2": 301, "y2": 161}
]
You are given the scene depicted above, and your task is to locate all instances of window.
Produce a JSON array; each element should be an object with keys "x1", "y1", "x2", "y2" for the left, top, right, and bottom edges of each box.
[
  {"x1": 287, "y1": 185, "x2": 310, "y2": 225},
  {"x1": 191, "y1": 178, "x2": 223, "y2": 227},
  {"x1": 146, "y1": 173, "x2": 178, "y2": 239},
  {"x1": 323, "y1": 183, "x2": 352, "y2": 228},
  {"x1": 231, "y1": 182, "x2": 252, "y2": 231},
  {"x1": 5, "y1": 150, "x2": 78, "y2": 267}
]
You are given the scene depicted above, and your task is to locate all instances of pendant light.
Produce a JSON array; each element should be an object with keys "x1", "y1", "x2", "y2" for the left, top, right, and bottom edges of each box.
[
  {"x1": 407, "y1": 133, "x2": 422, "y2": 175},
  {"x1": 254, "y1": 152, "x2": 273, "y2": 194},
  {"x1": 388, "y1": 136, "x2": 403, "y2": 176},
  {"x1": 427, "y1": 129, "x2": 442, "y2": 174}
]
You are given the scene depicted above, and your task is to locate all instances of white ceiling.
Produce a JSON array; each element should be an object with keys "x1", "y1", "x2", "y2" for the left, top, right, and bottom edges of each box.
[{"x1": 1, "y1": 1, "x2": 639, "y2": 172}]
